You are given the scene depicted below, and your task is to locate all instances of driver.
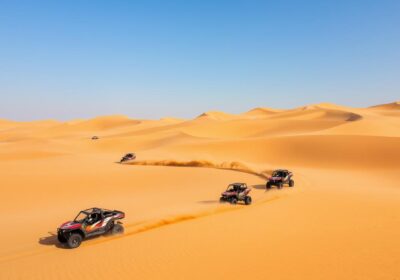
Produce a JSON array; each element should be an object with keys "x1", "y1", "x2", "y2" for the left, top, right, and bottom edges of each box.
[{"x1": 87, "y1": 213, "x2": 99, "y2": 225}]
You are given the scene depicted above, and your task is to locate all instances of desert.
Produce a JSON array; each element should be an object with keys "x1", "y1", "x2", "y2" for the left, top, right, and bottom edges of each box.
[{"x1": 0, "y1": 102, "x2": 399, "y2": 279}]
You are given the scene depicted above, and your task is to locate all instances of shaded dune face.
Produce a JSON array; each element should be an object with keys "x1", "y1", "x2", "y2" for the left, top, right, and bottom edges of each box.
[{"x1": 0, "y1": 102, "x2": 399, "y2": 280}]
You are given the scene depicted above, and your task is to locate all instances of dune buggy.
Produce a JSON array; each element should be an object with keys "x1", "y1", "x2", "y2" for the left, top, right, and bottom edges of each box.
[
  {"x1": 57, "y1": 207, "x2": 125, "y2": 249},
  {"x1": 120, "y1": 153, "x2": 136, "y2": 163},
  {"x1": 266, "y1": 169, "x2": 294, "y2": 189},
  {"x1": 220, "y1": 183, "x2": 252, "y2": 205}
]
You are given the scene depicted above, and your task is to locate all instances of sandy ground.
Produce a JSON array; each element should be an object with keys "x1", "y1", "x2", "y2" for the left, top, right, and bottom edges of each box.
[{"x1": 0, "y1": 102, "x2": 399, "y2": 279}]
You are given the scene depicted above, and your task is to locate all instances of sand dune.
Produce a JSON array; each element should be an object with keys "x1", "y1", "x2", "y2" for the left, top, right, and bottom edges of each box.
[
  {"x1": 266, "y1": 104, "x2": 363, "y2": 122},
  {"x1": 369, "y1": 100, "x2": 400, "y2": 110},
  {"x1": 0, "y1": 101, "x2": 399, "y2": 279},
  {"x1": 60, "y1": 115, "x2": 140, "y2": 131},
  {"x1": 243, "y1": 107, "x2": 282, "y2": 118},
  {"x1": 196, "y1": 110, "x2": 240, "y2": 121}
]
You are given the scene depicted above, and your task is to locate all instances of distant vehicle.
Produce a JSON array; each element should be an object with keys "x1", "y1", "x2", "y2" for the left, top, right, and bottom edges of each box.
[
  {"x1": 266, "y1": 169, "x2": 294, "y2": 189},
  {"x1": 91, "y1": 136, "x2": 99, "y2": 140},
  {"x1": 57, "y1": 207, "x2": 125, "y2": 249},
  {"x1": 219, "y1": 183, "x2": 252, "y2": 205},
  {"x1": 120, "y1": 153, "x2": 136, "y2": 163}
]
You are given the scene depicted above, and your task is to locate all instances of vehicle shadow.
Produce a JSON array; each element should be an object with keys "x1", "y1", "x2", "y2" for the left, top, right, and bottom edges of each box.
[
  {"x1": 251, "y1": 184, "x2": 267, "y2": 190},
  {"x1": 197, "y1": 200, "x2": 220, "y2": 204},
  {"x1": 38, "y1": 232, "x2": 68, "y2": 249}
]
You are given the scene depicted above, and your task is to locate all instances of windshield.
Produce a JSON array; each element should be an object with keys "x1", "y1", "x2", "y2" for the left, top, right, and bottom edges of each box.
[
  {"x1": 74, "y1": 211, "x2": 88, "y2": 223},
  {"x1": 227, "y1": 184, "x2": 241, "y2": 191}
]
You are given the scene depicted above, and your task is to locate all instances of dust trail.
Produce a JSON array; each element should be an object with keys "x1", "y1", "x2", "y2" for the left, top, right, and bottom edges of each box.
[
  {"x1": 1, "y1": 196, "x2": 283, "y2": 264},
  {"x1": 124, "y1": 159, "x2": 271, "y2": 179},
  {"x1": 86, "y1": 195, "x2": 283, "y2": 246}
]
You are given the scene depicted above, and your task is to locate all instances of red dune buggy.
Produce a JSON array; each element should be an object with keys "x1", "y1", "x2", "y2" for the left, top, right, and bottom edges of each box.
[
  {"x1": 266, "y1": 169, "x2": 294, "y2": 189},
  {"x1": 120, "y1": 153, "x2": 136, "y2": 163},
  {"x1": 57, "y1": 207, "x2": 125, "y2": 249},
  {"x1": 220, "y1": 183, "x2": 252, "y2": 205}
]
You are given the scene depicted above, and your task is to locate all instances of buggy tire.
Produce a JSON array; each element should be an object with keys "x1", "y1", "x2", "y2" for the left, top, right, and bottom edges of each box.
[
  {"x1": 57, "y1": 233, "x2": 67, "y2": 243},
  {"x1": 266, "y1": 182, "x2": 272, "y2": 190},
  {"x1": 105, "y1": 221, "x2": 114, "y2": 235},
  {"x1": 112, "y1": 224, "x2": 124, "y2": 235},
  {"x1": 244, "y1": 196, "x2": 252, "y2": 205},
  {"x1": 289, "y1": 180, "x2": 294, "y2": 187},
  {"x1": 67, "y1": 233, "x2": 82, "y2": 249},
  {"x1": 219, "y1": 197, "x2": 226, "y2": 203},
  {"x1": 230, "y1": 198, "x2": 238, "y2": 205},
  {"x1": 277, "y1": 182, "x2": 283, "y2": 189}
]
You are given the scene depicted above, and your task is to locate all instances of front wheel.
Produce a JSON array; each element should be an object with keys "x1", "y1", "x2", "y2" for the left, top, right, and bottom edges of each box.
[
  {"x1": 67, "y1": 233, "x2": 82, "y2": 249},
  {"x1": 244, "y1": 196, "x2": 252, "y2": 205},
  {"x1": 111, "y1": 224, "x2": 124, "y2": 235},
  {"x1": 277, "y1": 182, "x2": 283, "y2": 189},
  {"x1": 219, "y1": 197, "x2": 226, "y2": 203},
  {"x1": 266, "y1": 182, "x2": 272, "y2": 190},
  {"x1": 230, "y1": 198, "x2": 238, "y2": 205},
  {"x1": 289, "y1": 180, "x2": 294, "y2": 187},
  {"x1": 57, "y1": 233, "x2": 67, "y2": 243}
]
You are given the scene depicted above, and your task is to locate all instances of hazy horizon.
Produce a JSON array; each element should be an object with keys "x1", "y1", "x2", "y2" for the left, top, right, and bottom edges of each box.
[{"x1": 1, "y1": 100, "x2": 398, "y2": 122}]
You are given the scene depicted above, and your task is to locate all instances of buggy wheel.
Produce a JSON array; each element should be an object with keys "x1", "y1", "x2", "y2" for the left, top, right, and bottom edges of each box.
[
  {"x1": 230, "y1": 198, "x2": 237, "y2": 205},
  {"x1": 104, "y1": 221, "x2": 114, "y2": 235},
  {"x1": 289, "y1": 179, "x2": 294, "y2": 187},
  {"x1": 219, "y1": 197, "x2": 226, "y2": 203},
  {"x1": 67, "y1": 233, "x2": 82, "y2": 249},
  {"x1": 57, "y1": 233, "x2": 67, "y2": 243},
  {"x1": 266, "y1": 182, "x2": 272, "y2": 190},
  {"x1": 277, "y1": 182, "x2": 283, "y2": 189},
  {"x1": 112, "y1": 224, "x2": 124, "y2": 235},
  {"x1": 244, "y1": 196, "x2": 252, "y2": 205}
]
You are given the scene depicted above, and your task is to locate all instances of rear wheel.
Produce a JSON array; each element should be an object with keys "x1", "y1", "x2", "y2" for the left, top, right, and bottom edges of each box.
[
  {"x1": 277, "y1": 182, "x2": 283, "y2": 189},
  {"x1": 266, "y1": 182, "x2": 272, "y2": 190},
  {"x1": 67, "y1": 233, "x2": 82, "y2": 249},
  {"x1": 230, "y1": 198, "x2": 238, "y2": 205},
  {"x1": 105, "y1": 221, "x2": 115, "y2": 235},
  {"x1": 289, "y1": 179, "x2": 294, "y2": 187},
  {"x1": 244, "y1": 196, "x2": 252, "y2": 205},
  {"x1": 111, "y1": 224, "x2": 124, "y2": 235}
]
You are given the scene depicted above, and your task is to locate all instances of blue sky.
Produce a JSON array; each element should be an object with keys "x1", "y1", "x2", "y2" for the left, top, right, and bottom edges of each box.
[{"x1": 0, "y1": 0, "x2": 399, "y2": 120}]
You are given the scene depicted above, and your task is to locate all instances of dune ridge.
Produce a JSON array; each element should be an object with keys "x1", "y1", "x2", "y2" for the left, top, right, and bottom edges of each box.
[
  {"x1": 196, "y1": 111, "x2": 239, "y2": 121},
  {"x1": 369, "y1": 101, "x2": 400, "y2": 110}
]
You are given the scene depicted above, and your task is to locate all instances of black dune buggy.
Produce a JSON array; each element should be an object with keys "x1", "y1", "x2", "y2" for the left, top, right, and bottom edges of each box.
[
  {"x1": 266, "y1": 169, "x2": 294, "y2": 189},
  {"x1": 57, "y1": 207, "x2": 125, "y2": 249},
  {"x1": 120, "y1": 153, "x2": 136, "y2": 163},
  {"x1": 220, "y1": 183, "x2": 252, "y2": 205}
]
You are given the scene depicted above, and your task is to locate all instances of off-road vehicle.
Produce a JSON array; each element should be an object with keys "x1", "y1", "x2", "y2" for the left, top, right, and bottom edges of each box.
[
  {"x1": 120, "y1": 153, "x2": 136, "y2": 163},
  {"x1": 220, "y1": 183, "x2": 252, "y2": 205},
  {"x1": 57, "y1": 207, "x2": 125, "y2": 249},
  {"x1": 266, "y1": 169, "x2": 294, "y2": 189}
]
